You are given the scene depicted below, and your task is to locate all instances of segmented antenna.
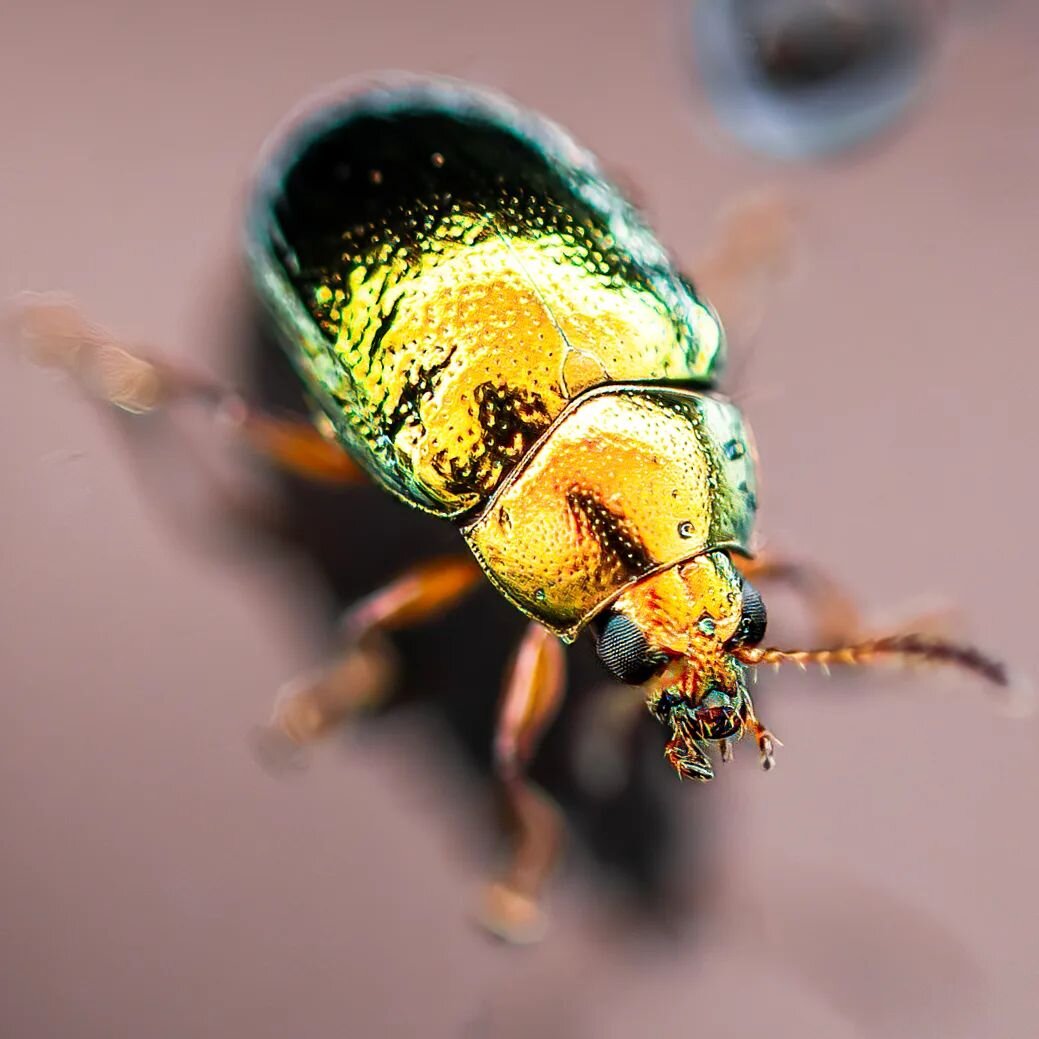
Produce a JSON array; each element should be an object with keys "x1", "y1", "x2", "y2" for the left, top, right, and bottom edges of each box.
[
  {"x1": 733, "y1": 633, "x2": 1025, "y2": 701},
  {"x1": 731, "y1": 631, "x2": 1030, "y2": 714}
]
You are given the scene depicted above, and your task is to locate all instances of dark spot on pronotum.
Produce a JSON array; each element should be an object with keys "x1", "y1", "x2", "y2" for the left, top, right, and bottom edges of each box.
[{"x1": 566, "y1": 488, "x2": 654, "y2": 574}]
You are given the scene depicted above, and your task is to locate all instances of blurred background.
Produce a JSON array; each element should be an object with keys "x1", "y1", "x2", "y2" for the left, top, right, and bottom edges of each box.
[{"x1": 2, "y1": 1, "x2": 1037, "y2": 1036}]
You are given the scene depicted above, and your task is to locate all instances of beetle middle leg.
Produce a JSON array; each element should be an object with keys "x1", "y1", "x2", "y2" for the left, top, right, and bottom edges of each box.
[
  {"x1": 263, "y1": 555, "x2": 483, "y2": 753},
  {"x1": 482, "y1": 622, "x2": 567, "y2": 944}
]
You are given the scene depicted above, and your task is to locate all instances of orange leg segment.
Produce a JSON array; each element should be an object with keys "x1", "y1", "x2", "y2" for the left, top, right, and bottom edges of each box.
[
  {"x1": 12, "y1": 294, "x2": 365, "y2": 485},
  {"x1": 482, "y1": 623, "x2": 567, "y2": 944},
  {"x1": 343, "y1": 556, "x2": 483, "y2": 638},
  {"x1": 236, "y1": 413, "x2": 366, "y2": 484},
  {"x1": 264, "y1": 555, "x2": 484, "y2": 755}
]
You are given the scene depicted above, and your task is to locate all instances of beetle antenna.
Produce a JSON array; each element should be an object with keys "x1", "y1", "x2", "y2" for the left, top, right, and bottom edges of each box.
[{"x1": 732, "y1": 634, "x2": 1032, "y2": 714}]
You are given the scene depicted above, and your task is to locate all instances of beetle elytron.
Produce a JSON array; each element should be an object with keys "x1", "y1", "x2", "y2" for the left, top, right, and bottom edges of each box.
[{"x1": 18, "y1": 75, "x2": 1010, "y2": 941}]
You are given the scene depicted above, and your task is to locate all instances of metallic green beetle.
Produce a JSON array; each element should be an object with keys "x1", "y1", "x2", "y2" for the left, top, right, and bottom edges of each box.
[
  {"x1": 23, "y1": 74, "x2": 1007, "y2": 940},
  {"x1": 242, "y1": 77, "x2": 796, "y2": 789},
  {"x1": 247, "y1": 77, "x2": 757, "y2": 638},
  {"x1": 242, "y1": 75, "x2": 1003, "y2": 790}
]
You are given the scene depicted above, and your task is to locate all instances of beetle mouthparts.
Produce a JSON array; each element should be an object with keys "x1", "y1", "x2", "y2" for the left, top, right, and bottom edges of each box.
[{"x1": 664, "y1": 708, "x2": 715, "y2": 781}]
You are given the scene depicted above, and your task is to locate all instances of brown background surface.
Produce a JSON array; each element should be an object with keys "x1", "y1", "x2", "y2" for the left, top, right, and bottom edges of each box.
[{"x1": 2, "y1": 2, "x2": 1037, "y2": 1037}]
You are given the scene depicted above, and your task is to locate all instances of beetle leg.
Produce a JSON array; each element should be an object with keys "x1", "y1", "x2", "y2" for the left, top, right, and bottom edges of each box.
[
  {"x1": 259, "y1": 556, "x2": 483, "y2": 763},
  {"x1": 339, "y1": 555, "x2": 483, "y2": 639},
  {"x1": 11, "y1": 294, "x2": 366, "y2": 485},
  {"x1": 690, "y1": 189, "x2": 794, "y2": 344},
  {"x1": 734, "y1": 553, "x2": 864, "y2": 646},
  {"x1": 481, "y1": 623, "x2": 567, "y2": 944},
  {"x1": 231, "y1": 412, "x2": 366, "y2": 485},
  {"x1": 256, "y1": 631, "x2": 400, "y2": 769},
  {"x1": 735, "y1": 552, "x2": 962, "y2": 652}
]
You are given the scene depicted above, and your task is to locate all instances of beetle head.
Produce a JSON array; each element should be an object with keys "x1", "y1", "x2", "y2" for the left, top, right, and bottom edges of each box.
[
  {"x1": 593, "y1": 552, "x2": 767, "y2": 780},
  {"x1": 594, "y1": 551, "x2": 1017, "y2": 781}
]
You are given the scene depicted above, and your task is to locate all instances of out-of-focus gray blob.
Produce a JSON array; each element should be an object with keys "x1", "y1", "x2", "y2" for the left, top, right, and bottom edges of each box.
[{"x1": 688, "y1": 0, "x2": 940, "y2": 158}]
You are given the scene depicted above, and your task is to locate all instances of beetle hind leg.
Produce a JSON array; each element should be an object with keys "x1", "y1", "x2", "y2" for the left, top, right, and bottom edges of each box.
[{"x1": 10, "y1": 294, "x2": 366, "y2": 484}]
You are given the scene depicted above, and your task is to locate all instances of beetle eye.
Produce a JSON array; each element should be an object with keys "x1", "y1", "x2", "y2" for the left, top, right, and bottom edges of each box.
[
  {"x1": 730, "y1": 579, "x2": 768, "y2": 648},
  {"x1": 595, "y1": 612, "x2": 668, "y2": 685}
]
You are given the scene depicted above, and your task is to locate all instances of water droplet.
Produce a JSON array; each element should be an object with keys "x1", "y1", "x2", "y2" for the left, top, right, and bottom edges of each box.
[
  {"x1": 534, "y1": 589, "x2": 547, "y2": 603},
  {"x1": 699, "y1": 617, "x2": 717, "y2": 636},
  {"x1": 724, "y1": 438, "x2": 746, "y2": 461}
]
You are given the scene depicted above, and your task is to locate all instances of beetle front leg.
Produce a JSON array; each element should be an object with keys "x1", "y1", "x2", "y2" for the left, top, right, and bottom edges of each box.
[
  {"x1": 482, "y1": 623, "x2": 567, "y2": 944},
  {"x1": 735, "y1": 551, "x2": 959, "y2": 652}
]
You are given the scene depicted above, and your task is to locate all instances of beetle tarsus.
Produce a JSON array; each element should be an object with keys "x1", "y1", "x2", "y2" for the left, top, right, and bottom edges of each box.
[
  {"x1": 258, "y1": 557, "x2": 481, "y2": 763},
  {"x1": 480, "y1": 880, "x2": 548, "y2": 945}
]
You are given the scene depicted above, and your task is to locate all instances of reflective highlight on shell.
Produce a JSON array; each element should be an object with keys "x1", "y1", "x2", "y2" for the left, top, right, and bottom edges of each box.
[{"x1": 247, "y1": 76, "x2": 756, "y2": 637}]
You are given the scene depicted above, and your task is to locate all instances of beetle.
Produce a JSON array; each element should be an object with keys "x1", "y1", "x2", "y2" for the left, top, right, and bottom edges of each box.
[{"x1": 16, "y1": 74, "x2": 1011, "y2": 942}]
